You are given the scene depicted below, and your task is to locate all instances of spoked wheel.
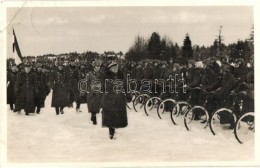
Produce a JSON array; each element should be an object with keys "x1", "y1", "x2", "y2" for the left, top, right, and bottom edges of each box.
[
  {"x1": 132, "y1": 94, "x2": 150, "y2": 112},
  {"x1": 209, "y1": 108, "x2": 237, "y2": 136},
  {"x1": 171, "y1": 101, "x2": 190, "y2": 125},
  {"x1": 184, "y1": 106, "x2": 209, "y2": 131},
  {"x1": 157, "y1": 99, "x2": 177, "y2": 119},
  {"x1": 234, "y1": 112, "x2": 254, "y2": 144},
  {"x1": 144, "y1": 97, "x2": 161, "y2": 116}
]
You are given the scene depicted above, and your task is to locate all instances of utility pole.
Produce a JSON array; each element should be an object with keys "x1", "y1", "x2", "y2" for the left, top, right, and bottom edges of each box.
[{"x1": 217, "y1": 26, "x2": 224, "y2": 58}]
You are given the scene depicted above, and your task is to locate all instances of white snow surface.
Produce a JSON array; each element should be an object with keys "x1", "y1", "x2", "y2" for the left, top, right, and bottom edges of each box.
[{"x1": 7, "y1": 92, "x2": 254, "y2": 163}]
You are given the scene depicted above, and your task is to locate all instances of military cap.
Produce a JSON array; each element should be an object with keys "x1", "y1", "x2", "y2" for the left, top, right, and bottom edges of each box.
[
  {"x1": 202, "y1": 59, "x2": 211, "y2": 66},
  {"x1": 237, "y1": 58, "x2": 244, "y2": 63},
  {"x1": 222, "y1": 64, "x2": 230, "y2": 72},
  {"x1": 188, "y1": 59, "x2": 196, "y2": 65},
  {"x1": 173, "y1": 63, "x2": 180, "y2": 69},
  {"x1": 161, "y1": 61, "x2": 168, "y2": 66}
]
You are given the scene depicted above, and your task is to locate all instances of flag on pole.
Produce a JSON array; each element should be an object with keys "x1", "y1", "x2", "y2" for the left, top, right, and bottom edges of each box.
[{"x1": 12, "y1": 28, "x2": 23, "y2": 65}]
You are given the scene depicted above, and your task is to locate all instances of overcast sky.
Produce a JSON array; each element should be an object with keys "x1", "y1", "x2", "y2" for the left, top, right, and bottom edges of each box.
[{"x1": 7, "y1": 6, "x2": 253, "y2": 56}]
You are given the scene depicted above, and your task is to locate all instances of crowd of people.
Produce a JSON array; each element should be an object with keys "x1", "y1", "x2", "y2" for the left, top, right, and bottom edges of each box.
[{"x1": 7, "y1": 55, "x2": 254, "y2": 139}]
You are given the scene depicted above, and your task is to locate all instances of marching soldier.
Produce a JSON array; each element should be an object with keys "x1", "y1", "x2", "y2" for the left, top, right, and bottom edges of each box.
[
  {"x1": 50, "y1": 63, "x2": 68, "y2": 115},
  {"x1": 66, "y1": 61, "x2": 78, "y2": 108},
  {"x1": 101, "y1": 61, "x2": 132, "y2": 139},
  {"x1": 86, "y1": 60, "x2": 103, "y2": 125},
  {"x1": 34, "y1": 63, "x2": 50, "y2": 114},
  {"x1": 14, "y1": 64, "x2": 37, "y2": 115},
  {"x1": 7, "y1": 65, "x2": 19, "y2": 111},
  {"x1": 75, "y1": 62, "x2": 88, "y2": 112}
]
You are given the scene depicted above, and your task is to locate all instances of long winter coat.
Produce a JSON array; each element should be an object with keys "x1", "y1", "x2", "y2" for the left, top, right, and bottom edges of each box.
[
  {"x1": 76, "y1": 68, "x2": 88, "y2": 103},
  {"x1": 101, "y1": 69, "x2": 132, "y2": 128},
  {"x1": 14, "y1": 71, "x2": 37, "y2": 113},
  {"x1": 35, "y1": 71, "x2": 50, "y2": 108},
  {"x1": 7, "y1": 71, "x2": 17, "y2": 104},
  {"x1": 51, "y1": 69, "x2": 68, "y2": 107},
  {"x1": 86, "y1": 70, "x2": 102, "y2": 113}
]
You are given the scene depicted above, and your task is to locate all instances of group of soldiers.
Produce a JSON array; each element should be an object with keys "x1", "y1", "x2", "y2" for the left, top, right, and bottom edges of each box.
[{"x1": 7, "y1": 55, "x2": 254, "y2": 124}]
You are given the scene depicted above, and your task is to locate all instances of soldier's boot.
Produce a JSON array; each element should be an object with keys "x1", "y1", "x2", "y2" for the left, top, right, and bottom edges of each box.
[
  {"x1": 109, "y1": 128, "x2": 115, "y2": 140},
  {"x1": 36, "y1": 106, "x2": 41, "y2": 114},
  {"x1": 10, "y1": 104, "x2": 14, "y2": 111},
  {"x1": 92, "y1": 114, "x2": 97, "y2": 125},
  {"x1": 55, "y1": 107, "x2": 59, "y2": 115},
  {"x1": 60, "y1": 107, "x2": 64, "y2": 114}
]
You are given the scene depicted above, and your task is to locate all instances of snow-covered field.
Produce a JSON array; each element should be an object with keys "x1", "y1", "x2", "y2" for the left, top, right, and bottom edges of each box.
[{"x1": 7, "y1": 92, "x2": 255, "y2": 163}]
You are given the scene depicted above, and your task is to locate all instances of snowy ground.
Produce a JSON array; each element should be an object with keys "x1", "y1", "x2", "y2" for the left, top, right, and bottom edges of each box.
[{"x1": 7, "y1": 92, "x2": 255, "y2": 163}]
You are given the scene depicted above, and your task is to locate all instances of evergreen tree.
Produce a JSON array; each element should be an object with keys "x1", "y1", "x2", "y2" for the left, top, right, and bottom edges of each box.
[
  {"x1": 181, "y1": 33, "x2": 193, "y2": 64},
  {"x1": 147, "y1": 32, "x2": 161, "y2": 59}
]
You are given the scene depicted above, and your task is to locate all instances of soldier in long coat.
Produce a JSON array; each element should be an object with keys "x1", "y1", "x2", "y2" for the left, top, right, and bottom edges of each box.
[
  {"x1": 7, "y1": 65, "x2": 19, "y2": 111},
  {"x1": 34, "y1": 63, "x2": 50, "y2": 114},
  {"x1": 14, "y1": 64, "x2": 37, "y2": 115},
  {"x1": 50, "y1": 64, "x2": 68, "y2": 115},
  {"x1": 66, "y1": 62, "x2": 78, "y2": 107},
  {"x1": 75, "y1": 63, "x2": 88, "y2": 112},
  {"x1": 86, "y1": 61, "x2": 103, "y2": 125},
  {"x1": 101, "y1": 62, "x2": 132, "y2": 139}
]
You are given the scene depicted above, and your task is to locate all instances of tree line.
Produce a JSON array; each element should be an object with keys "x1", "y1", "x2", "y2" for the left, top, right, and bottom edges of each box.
[{"x1": 125, "y1": 25, "x2": 254, "y2": 64}]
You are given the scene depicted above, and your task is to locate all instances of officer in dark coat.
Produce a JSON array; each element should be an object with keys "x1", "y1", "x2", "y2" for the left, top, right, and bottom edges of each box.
[
  {"x1": 34, "y1": 63, "x2": 50, "y2": 114},
  {"x1": 7, "y1": 65, "x2": 19, "y2": 111},
  {"x1": 75, "y1": 63, "x2": 88, "y2": 112},
  {"x1": 66, "y1": 61, "x2": 78, "y2": 107},
  {"x1": 86, "y1": 61, "x2": 103, "y2": 125},
  {"x1": 14, "y1": 64, "x2": 37, "y2": 115},
  {"x1": 50, "y1": 63, "x2": 68, "y2": 115},
  {"x1": 101, "y1": 61, "x2": 132, "y2": 139}
]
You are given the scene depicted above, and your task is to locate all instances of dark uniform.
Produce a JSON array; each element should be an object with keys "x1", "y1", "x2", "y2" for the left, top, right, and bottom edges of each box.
[
  {"x1": 14, "y1": 70, "x2": 37, "y2": 115},
  {"x1": 7, "y1": 69, "x2": 18, "y2": 111},
  {"x1": 75, "y1": 65, "x2": 88, "y2": 111},
  {"x1": 51, "y1": 67, "x2": 68, "y2": 115},
  {"x1": 35, "y1": 69, "x2": 50, "y2": 113},
  {"x1": 101, "y1": 64, "x2": 132, "y2": 139},
  {"x1": 86, "y1": 69, "x2": 102, "y2": 124},
  {"x1": 66, "y1": 64, "x2": 78, "y2": 107}
]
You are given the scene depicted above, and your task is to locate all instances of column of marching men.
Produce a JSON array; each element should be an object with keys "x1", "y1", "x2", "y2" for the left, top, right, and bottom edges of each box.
[{"x1": 7, "y1": 55, "x2": 254, "y2": 139}]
